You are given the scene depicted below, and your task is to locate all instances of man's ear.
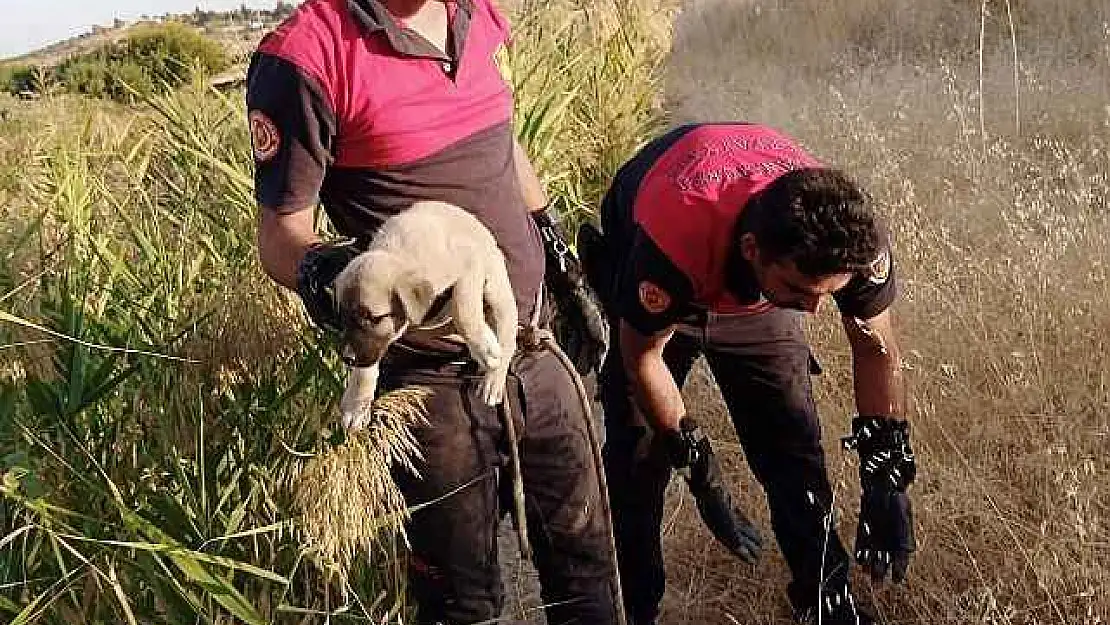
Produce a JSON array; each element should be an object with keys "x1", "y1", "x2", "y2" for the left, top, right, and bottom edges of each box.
[
  {"x1": 739, "y1": 232, "x2": 760, "y2": 264},
  {"x1": 392, "y1": 271, "x2": 435, "y2": 322}
]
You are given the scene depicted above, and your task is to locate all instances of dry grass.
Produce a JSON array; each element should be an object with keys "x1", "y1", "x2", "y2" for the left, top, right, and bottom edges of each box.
[
  {"x1": 656, "y1": 0, "x2": 1110, "y2": 623},
  {"x1": 291, "y1": 387, "x2": 431, "y2": 577}
]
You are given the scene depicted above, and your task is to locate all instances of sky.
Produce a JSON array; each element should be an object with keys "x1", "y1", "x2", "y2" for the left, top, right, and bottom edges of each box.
[{"x1": 0, "y1": 0, "x2": 284, "y2": 60}]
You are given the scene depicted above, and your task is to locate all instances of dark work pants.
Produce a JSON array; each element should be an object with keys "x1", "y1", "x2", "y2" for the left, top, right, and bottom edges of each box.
[
  {"x1": 378, "y1": 342, "x2": 622, "y2": 625},
  {"x1": 598, "y1": 309, "x2": 851, "y2": 624}
]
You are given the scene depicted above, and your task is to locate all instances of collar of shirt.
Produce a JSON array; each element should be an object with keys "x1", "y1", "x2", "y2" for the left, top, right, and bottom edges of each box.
[{"x1": 346, "y1": 0, "x2": 474, "y2": 64}]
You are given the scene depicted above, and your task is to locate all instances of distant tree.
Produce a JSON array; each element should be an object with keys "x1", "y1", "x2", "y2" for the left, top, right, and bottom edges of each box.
[
  {"x1": 191, "y1": 8, "x2": 215, "y2": 26},
  {"x1": 274, "y1": 1, "x2": 295, "y2": 18}
]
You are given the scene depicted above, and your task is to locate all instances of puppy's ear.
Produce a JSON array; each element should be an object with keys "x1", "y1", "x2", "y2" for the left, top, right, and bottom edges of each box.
[{"x1": 392, "y1": 272, "x2": 435, "y2": 322}]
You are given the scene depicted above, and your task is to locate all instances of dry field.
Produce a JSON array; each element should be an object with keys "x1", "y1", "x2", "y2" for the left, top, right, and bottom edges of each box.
[{"x1": 654, "y1": 1, "x2": 1110, "y2": 623}]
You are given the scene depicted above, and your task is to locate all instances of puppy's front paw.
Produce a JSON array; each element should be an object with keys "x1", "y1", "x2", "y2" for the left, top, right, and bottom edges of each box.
[
  {"x1": 340, "y1": 366, "x2": 379, "y2": 432},
  {"x1": 341, "y1": 401, "x2": 374, "y2": 431},
  {"x1": 478, "y1": 368, "x2": 509, "y2": 406},
  {"x1": 469, "y1": 327, "x2": 503, "y2": 371}
]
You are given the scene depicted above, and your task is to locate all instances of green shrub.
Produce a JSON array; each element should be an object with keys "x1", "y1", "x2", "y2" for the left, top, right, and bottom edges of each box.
[
  {"x1": 0, "y1": 64, "x2": 37, "y2": 94},
  {"x1": 120, "y1": 21, "x2": 229, "y2": 88},
  {"x1": 41, "y1": 22, "x2": 229, "y2": 103}
]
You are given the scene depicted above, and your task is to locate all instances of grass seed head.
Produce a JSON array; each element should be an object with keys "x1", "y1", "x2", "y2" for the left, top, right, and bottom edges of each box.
[{"x1": 292, "y1": 386, "x2": 432, "y2": 575}]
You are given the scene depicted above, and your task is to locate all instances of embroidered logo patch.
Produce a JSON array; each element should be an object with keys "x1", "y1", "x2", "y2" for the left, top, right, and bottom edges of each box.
[
  {"x1": 249, "y1": 110, "x2": 280, "y2": 162},
  {"x1": 638, "y1": 281, "x2": 671, "y2": 314},
  {"x1": 867, "y1": 250, "x2": 891, "y2": 284}
]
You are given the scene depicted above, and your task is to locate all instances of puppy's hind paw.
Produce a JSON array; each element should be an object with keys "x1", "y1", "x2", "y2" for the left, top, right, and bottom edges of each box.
[
  {"x1": 478, "y1": 369, "x2": 509, "y2": 407},
  {"x1": 469, "y1": 328, "x2": 503, "y2": 372}
]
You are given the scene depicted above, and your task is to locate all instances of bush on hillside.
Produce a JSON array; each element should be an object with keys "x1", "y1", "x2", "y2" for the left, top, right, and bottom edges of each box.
[
  {"x1": 0, "y1": 65, "x2": 38, "y2": 94},
  {"x1": 18, "y1": 22, "x2": 230, "y2": 102},
  {"x1": 120, "y1": 21, "x2": 229, "y2": 87}
]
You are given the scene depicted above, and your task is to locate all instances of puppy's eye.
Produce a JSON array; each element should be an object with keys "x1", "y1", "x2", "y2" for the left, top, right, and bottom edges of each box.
[{"x1": 357, "y1": 304, "x2": 391, "y2": 324}]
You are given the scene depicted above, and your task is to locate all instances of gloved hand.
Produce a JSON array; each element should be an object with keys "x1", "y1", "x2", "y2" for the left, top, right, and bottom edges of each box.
[
  {"x1": 295, "y1": 238, "x2": 364, "y2": 335},
  {"x1": 842, "y1": 415, "x2": 917, "y2": 584},
  {"x1": 531, "y1": 207, "x2": 609, "y2": 376},
  {"x1": 661, "y1": 417, "x2": 763, "y2": 564}
]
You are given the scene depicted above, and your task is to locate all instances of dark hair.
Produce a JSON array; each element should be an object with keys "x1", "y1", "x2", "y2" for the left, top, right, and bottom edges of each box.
[{"x1": 739, "y1": 168, "x2": 881, "y2": 276}]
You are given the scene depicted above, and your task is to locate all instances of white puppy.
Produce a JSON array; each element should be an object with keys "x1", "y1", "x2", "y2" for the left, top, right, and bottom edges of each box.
[{"x1": 332, "y1": 200, "x2": 518, "y2": 430}]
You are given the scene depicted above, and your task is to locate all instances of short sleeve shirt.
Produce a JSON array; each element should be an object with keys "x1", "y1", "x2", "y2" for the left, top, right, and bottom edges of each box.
[
  {"x1": 245, "y1": 0, "x2": 544, "y2": 322},
  {"x1": 603, "y1": 123, "x2": 898, "y2": 335}
]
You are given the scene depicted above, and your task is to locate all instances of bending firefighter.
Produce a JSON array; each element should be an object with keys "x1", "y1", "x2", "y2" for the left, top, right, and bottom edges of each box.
[{"x1": 579, "y1": 122, "x2": 917, "y2": 625}]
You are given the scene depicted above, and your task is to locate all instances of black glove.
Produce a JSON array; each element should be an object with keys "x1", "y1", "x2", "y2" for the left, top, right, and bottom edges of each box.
[
  {"x1": 661, "y1": 417, "x2": 762, "y2": 564},
  {"x1": 295, "y1": 238, "x2": 364, "y2": 335},
  {"x1": 842, "y1": 415, "x2": 917, "y2": 584},
  {"x1": 532, "y1": 207, "x2": 609, "y2": 376}
]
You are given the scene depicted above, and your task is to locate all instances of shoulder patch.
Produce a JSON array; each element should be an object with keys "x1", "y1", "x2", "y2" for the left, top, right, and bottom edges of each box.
[
  {"x1": 249, "y1": 110, "x2": 281, "y2": 162},
  {"x1": 638, "y1": 281, "x2": 672, "y2": 314},
  {"x1": 867, "y1": 250, "x2": 891, "y2": 284}
]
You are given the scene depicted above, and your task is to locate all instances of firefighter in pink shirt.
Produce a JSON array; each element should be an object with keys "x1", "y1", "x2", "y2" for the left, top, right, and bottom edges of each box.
[{"x1": 246, "y1": 0, "x2": 618, "y2": 623}]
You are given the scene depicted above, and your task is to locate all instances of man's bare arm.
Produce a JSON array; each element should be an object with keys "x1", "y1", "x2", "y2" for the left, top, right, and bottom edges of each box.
[
  {"x1": 257, "y1": 208, "x2": 320, "y2": 291},
  {"x1": 512, "y1": 138, "x2": 549, "y2": 212},
  {"x1": 619, "y1": 320, "x2": 685, "y2": 432},
  {"x1": 842, "y1": 308, "x2": 905, "y2": 418}
]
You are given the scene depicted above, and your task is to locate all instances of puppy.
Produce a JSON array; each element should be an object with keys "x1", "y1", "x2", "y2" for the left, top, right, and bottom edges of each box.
[{"x1": 333, "y1": 200, "x2": 518, "y2": 430}]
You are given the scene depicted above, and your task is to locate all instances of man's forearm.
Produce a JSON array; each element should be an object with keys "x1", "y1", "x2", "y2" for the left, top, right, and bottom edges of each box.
[
  {"x1": 619, "y1": 322, "x2": 685, "y2": 431},
  {"x1": 845, "y1": 313, "x2": 905, "y2": 417},
  {"x1": 258, "y1": 209, "x2": 321, "y2": 291},
  {"x1": 628, "y1": 353, "x2": 687, "y2": 432},
  {"x1": 621, "y1": 341, "x2": 686, "y2": 432},
  {"x1": 512, "y1": 139, "x2": 549, "y2": 212},
  {"x1": 852, "y1": 350, "x2": 904, "y2": 417}
]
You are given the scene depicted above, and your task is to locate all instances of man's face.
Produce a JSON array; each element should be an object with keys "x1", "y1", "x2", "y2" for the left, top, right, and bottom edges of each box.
[{"x1": 740, "y1": 233, "x2": 854, "y2": 313}]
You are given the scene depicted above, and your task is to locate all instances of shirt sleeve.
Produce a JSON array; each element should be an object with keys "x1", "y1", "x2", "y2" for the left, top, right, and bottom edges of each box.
[
  {"x1": 612, "y1": 226, "x2": 696, "y2": 335},
  {"x1": 245, "y1": 50, "x2": 336, "y2": 214},
  {"x1": 833, "y1": 240, "x2": 899, "y2": 319},
  {"x1": 483, "y1": 0, "x2": 513, "y2": 49}
]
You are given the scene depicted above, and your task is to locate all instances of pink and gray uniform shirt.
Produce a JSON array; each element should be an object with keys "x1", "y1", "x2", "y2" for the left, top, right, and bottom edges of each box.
[
  {"x1": 602, "y1": 123, "x2": 898, "y2": 335},
  {"x1": 246, "y1": 0, "x2": 544, "y2": 322}
]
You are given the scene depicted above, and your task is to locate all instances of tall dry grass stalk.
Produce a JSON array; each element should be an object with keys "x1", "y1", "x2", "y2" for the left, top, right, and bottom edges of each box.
[
  {"x1": 291, "y1": 387, "x2": 430, "y2": 577},
  {"x1": 503, "y1": 0, "x2": 677, "y2": 228}
]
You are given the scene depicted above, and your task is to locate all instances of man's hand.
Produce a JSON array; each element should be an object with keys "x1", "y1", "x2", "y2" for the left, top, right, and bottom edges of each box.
[
  {"x1": 532, "y1": 207, "x2": 609, "y2": 375},
  {"x1": 661, "y1": 417, "x2": 763, "y2": 564},
  {"x1": 295, "y1": 238, "x2": 363, "y2": 334},
  {"x1": 842, "y1": 415, "x2": 917, "y2": 583}
]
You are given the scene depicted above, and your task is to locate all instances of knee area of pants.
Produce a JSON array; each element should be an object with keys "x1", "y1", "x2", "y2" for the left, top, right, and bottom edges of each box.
[{"x1": 766, "y1": 483, "x2": 835, "y2": 520}]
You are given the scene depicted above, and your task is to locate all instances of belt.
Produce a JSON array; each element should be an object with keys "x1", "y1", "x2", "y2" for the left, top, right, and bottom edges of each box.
[{"x1": 380, "y1": 324, "x2": 551, "y2": 373}]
